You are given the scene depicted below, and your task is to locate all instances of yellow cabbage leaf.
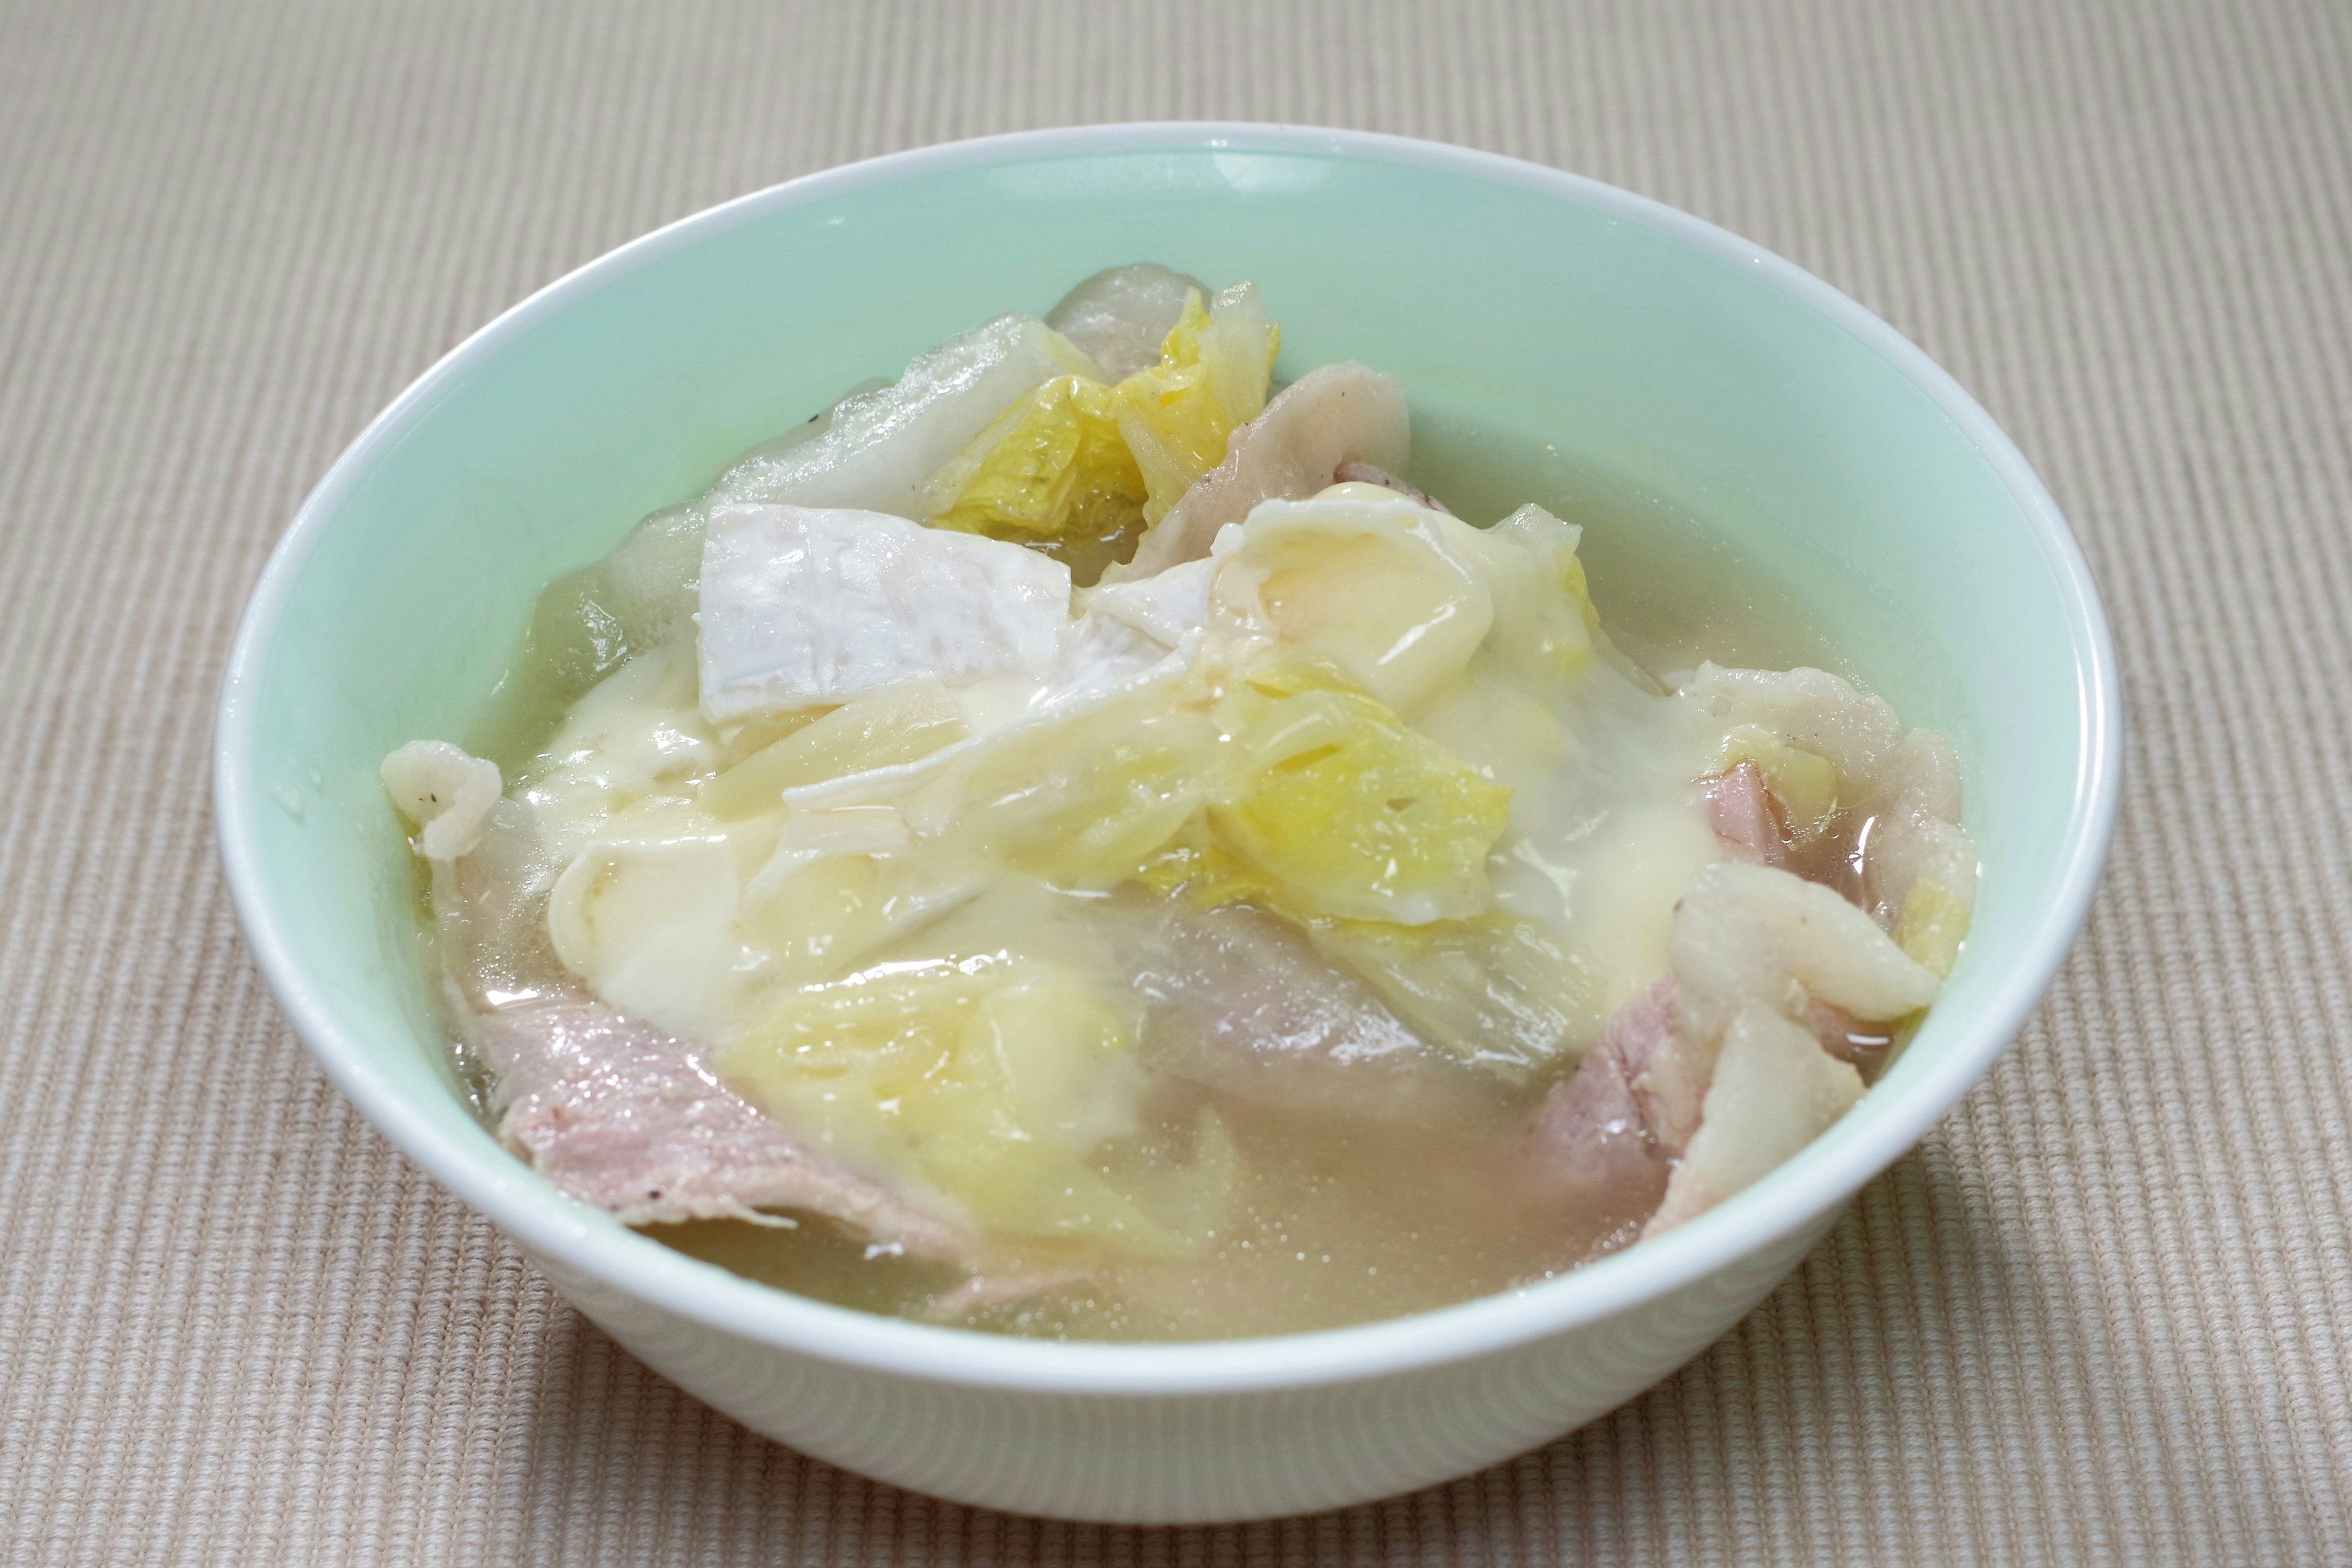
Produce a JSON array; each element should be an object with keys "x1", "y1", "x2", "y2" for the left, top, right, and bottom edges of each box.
[
  {"x1": 925, "y1": 288, "x2": 1281, "y2": 573},
  {"x1": 1207, "y1": 662, "x2": 1512, "y2": 925},
  {"x1": 925, "y1": 374, "x2": 1148, "y2": 581},
  {"x1": 722, "y1": 957, "x2": 1223, "y2": 1254},
  {"x1": 706, "y1": 679, "x2": 968, "y2": 819},
  {"x1": 1114, "y1": 286, "x2": 1279, "y2": 525},
  {"x1": 1129, "y1": 814, "x2": 1279, "y2": 910},
  {"x1": 737, "y1": 851, "x2": 964, "y2": 990},
  {"x1": 950, "y1": 693, "x2": 1223, "y2": 889}
]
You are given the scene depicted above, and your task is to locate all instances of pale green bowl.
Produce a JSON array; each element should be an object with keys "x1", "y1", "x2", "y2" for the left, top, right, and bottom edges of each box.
[{"x1": 216, "y1": 124, "x2": 2119, "y2": 1523}]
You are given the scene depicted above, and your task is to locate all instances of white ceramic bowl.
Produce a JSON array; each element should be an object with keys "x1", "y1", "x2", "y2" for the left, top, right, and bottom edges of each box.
[{"x1": 216, "y1": 123, "x2": 2120, "y2": 1523}]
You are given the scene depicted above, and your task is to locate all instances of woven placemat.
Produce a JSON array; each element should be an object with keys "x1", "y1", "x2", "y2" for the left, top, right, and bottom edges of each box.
[{"x1": 2, "y1": 0, "x2": 2346, "y2": 1561}]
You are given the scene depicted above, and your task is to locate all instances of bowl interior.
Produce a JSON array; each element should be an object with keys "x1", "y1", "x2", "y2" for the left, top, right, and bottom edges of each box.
[{"x1": 221, "y1": 129, "x2": 2106, "y2": 1367}]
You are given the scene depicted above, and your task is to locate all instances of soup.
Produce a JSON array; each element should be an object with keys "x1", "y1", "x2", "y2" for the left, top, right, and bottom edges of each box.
[{"x1": 380, "y1": 266, "x2": 1977, "y2": 1340}]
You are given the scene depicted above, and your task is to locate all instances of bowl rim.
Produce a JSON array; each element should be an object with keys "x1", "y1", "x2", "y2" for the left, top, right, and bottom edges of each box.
[{"x1": 214, "y1": 120, "x2": 2121, "y2": 1398}]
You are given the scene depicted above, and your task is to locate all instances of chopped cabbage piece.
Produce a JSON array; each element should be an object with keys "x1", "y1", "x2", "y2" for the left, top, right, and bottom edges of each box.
[
  {"x1": 1214, "y1": 491, "x2": 1495, "y2": 713},
  {"x1": 524, "y1": 641, "x2": 720, "y2": 812},
  {"x1": 1129, "y1": 812, "x2": 1281, "y2": 908},
  {"x1": 745, "y1": 803, "x2": 915, "y2": 901},
  {"x1": 921, "y1": 374, "x2": 1148, "y2": 579},
  {"x1": 921, "y1": 284, "x2": 1279, "y2": 580},
  {"x1": 1895, "y1": 875, "x2": 1970, "y2": 977},
  {"x1": 721, "y1": 958, "x2": 1219, "y2": 1254},
  {"x1": 545, "y1": 834, "x2": 755, "y2": 1042},
  {"x1": 1115, "y1": 286, "x2": 1278, "y2": 526},
  {"x1": 1479, "y1": 503, "x2": 1612, "y2": 679},
  {"x1": 706, "y1": 679, "x2": 968, "y2": 819},
  {"x1": 1208, "y1": 662, "x2": 1512, "y2": 925},
  {"x1": 1305, "y1": 913, "x2": 1599, "y2": 1078},
  {"x1": 948, "y1": 691, "x2": 1223, "y2": 889},
  {"x1": 739, "y1": 850, "x2": 980, "y2": 990},
  {"x1": 707, "y1": 314, "x2": 1101, "y2": 519},
  {"x1": 511, "y1": 504, "x2": 706, "y2": 703},
  {"x1": 1194, "y1": 281, "x2": 1277, "y2": 428}
]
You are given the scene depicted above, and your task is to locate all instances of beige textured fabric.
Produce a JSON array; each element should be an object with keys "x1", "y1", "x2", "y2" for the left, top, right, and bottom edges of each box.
[{"x1": 1, "y1": 0, "x2": 2346, "y2": 1559}]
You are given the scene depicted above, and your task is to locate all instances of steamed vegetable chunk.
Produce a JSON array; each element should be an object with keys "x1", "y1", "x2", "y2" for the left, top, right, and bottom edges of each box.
[
  {"x1": 920, "y1": 281, "x2": 1279, "y2": 582},
  {"x1": 722, "y1": 954, "x2": 1224, "y2": 1254},
  {"x1": 710, "y1": 313, "x2": 1100, "y2": 519},
  {"x1": 923, "y1": 375, "x2": 1147, "y2": 571},
  {"x1": 385, "y1": 265, "x2": 1979, "y2": 1339},
  {"x1": 1207, "y1": 661, "x2": 1512, "y2": 925}
]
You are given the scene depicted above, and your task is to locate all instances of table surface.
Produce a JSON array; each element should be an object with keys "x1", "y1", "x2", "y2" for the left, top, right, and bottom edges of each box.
[{"x1": 4, "y1": 0, "x2": 2347, "y2": 1561}]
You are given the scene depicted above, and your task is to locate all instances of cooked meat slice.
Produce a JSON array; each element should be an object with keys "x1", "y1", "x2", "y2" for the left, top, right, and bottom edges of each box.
[
  {"x1": 1107, "y1": 362, "x2": 1409, "y2": 582},
  {"x1": 1123, "y1": 902, "x2": 1502, "y2": 1127},
  {"x1": 470, "y1": 998, "x2": 963, "y2": 1257},
  {"x1": 1515, "y1": 977, "x2": 1686, "y2": 1253},
  {"x1": 1698, "y1": 760, "x2": 1795, "y2": 870}
]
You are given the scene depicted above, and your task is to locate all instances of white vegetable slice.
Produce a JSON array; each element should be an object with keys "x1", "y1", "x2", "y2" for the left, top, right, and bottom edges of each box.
[
  {"x1": 380, "y1": 741, "x2": 502, "y2": 861},
  {"x1": 706, "y1": 314, "x2": 1099, "y2": 519},
  {"x1": 697, "y1": 503, "x2": 1074, "y2": 722},
  {"x1": 744, "y1": 804, "x2": 915, "y2": 903},
  {"x1": 1194, "y1": 281, "x2": 1277, "y2": 426}
]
